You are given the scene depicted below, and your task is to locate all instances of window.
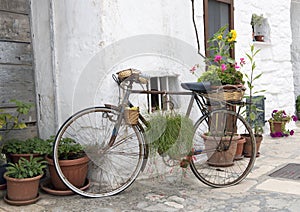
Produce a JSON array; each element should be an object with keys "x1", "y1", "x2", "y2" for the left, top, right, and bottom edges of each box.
[
  {"x1": 149, "y1": 76, "x2": 179, "y2": 111},
  {"x1": 203, "y1": 0, "x2": 234, "y2": 57}
]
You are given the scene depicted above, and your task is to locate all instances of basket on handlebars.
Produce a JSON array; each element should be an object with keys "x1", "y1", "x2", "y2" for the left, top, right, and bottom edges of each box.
[
  {"x1": 117, "y1": 68, "x2": 148, "y2": 84},
  {"x1": 117, "y1": 69, "x2": 139, "y2": 81},
  {"x1": 124, "y1": 107, "x2": 139, "y2": 125},
  {"x1": 204, "y1": 84, "x2": 245, "y2": 102}
]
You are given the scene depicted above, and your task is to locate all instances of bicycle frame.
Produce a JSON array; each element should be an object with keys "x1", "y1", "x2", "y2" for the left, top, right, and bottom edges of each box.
[{"x1": 110, "y1": 74, "x2": 246, "y2": 155}]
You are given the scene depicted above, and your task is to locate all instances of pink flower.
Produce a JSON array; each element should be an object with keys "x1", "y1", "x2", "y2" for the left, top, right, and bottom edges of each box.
[
  {"x1": 235, "y1": 62, "x2": 240, "y2": 69},
  {"x1": 214, "y1": 55, "x2": 222, "y2": 63},
  {"x1": 290, "y1": 130, "x2": 295, "y2": 136},
  {"x1": 221, "y1": 64, "x2": 227, "y2": 72},
  {"x1": 240, "y1": 58, "x2": 245, "y2": 65},
  {"x1": 190, "y1": 66, "x2": 197, "y2": 74},
  {"x1": 292, "y1": 115, "x2": 298, "y2": 122}
]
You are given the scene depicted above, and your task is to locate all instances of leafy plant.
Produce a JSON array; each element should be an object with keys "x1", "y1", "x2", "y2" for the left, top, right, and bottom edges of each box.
[
  {"x1": 296, "y1": 95, "x2": 300, "y2": 112},
  {"x1": 0, "y1": 100, "x2": 33, "y2": 164},
  {"x1": 145, "y1": 113, "x2": 194, "y2": 159},
  {"x1": 5, "y1": 155, "x2": 47, "y2": 179},
  {"x1": 46, "y1": 136, "x2": 85, "y2": 160},
  {"x1": 251, "y1": 14, "x2": 264, "y2": 26},
  {"x1": 244, "y1": 45, "x2": 265, "y2": 135},
  {"x1": 193, "y1": 25, "x2": 244, "y2": 86},
  {"x1": 2, "y1": 137, "x2": 51, "y2": 155}
]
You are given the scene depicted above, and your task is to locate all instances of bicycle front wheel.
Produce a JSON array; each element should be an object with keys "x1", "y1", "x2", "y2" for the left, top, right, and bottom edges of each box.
[
  {"x1": 53, "y1": 106, "x2": 146, "y2": 197},
  {"x1": 190, "y1": 109, "x2": 256, "y2": 187}
]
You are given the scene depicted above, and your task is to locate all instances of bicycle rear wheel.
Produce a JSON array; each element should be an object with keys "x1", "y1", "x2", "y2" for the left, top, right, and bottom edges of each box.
[
  {"x1": 53, "y1": 106, "x2": 146, "y2": 197},
  {"x1": 190, "y1": 109, "x2": 256, "y2": 187}
]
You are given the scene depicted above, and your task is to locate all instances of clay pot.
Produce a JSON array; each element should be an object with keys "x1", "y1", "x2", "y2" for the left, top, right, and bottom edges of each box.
[
  {"x1": 254, "y1": 35, "x2": 264, "y2": 42},
  {"x1": 269, "y1": 121, "x2": 286, "y2": 134},
  {"x1": 202, "y1": 134, "x2": 239, "y2": 167},
  {"x1": 4, "y1": 173, "x2": 42, "y2": 205},
  {"x1": 235, "y1": 137, "x2": 246, "y2": 160},
  {"x1": 45, "y1": 155, "x2": 89, "y2": 191},
  {"x1": 243, "y1": 134, "x2": 263, "y2": 157},
  {"x1": 6, "y1": 153, "x2": 42, "y2": 163}
]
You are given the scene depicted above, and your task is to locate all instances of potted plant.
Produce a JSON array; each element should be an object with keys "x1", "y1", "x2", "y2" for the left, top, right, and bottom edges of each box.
[
  {"x1": 2, "y1": 137, "x2": 50, "y2": 163},
  {"x1": 192, "y1": 25, "x2": 245, "y2": 102},
  {"x1": 268, "y1": 110, "x2": 297, "y2": 137},
  {"x1": 251, "y1": 13, "x2": 265, "y2": 42},
  {"x1": 145, "y1": 112, "x2": 194, "y2": 163},
  {"x1": 43, "y1": 136, "x2": 89, "y2": 193},
  {"x1": 242, "y1": 45, "x2": 265, "y2": 157},
  {"x1": 0, "y1": 100, "x2": 33, "y2": 189},
  {"x1": 3, "y1": 155, "x2": 47, "y2": 205}
]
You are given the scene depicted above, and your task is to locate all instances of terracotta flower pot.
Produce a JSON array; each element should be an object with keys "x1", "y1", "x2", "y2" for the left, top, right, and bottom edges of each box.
[
  {"x1": 4, "y1": 173, "x2": 42, "y2": 203},
  {"x1": 269, "y1": 121, "x2": 286, "y2": 134},
  {"x1": 45, "y1": 155, "x2": 89, "y2": 191},
  {"x1": 201, "y1": 134, "x2": 239, "y2": 167},
  {"x1": 254, "y1": 35, "x2": 264, "y2": 42},
  {"x1": 242, "y1": 134, "x2": 263, "y2": 157},
  {"x1": 6, "y1": 153, "x2": 42, "y2": 163},
  {"x1": 235, "y1": 137, "x2": 246, "y2": 160}
]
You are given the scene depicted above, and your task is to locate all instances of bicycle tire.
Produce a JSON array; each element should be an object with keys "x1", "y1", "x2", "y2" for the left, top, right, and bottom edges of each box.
[
  {"x1": 190, "y1": 109, "x2": 256, "y2": 187},
  {"x1": 53, "y1": 106, "x2": 146, "y2": 197}
]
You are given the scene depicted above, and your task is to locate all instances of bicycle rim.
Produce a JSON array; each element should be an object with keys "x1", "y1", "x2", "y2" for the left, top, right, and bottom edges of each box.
[
  {"x1": 190, "y1": 109, "x2": 256, "y2": 187},
  {"x1": 53, "y1": 106, "x2": 145, "y2": 197}
]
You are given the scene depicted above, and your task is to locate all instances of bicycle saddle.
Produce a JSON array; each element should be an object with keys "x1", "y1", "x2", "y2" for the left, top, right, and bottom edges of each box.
[{"x1": 181, "y1": 82, "x2": 211, "y2": 93}]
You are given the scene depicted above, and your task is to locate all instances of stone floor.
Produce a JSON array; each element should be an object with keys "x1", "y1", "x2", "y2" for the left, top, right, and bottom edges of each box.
[{"x1": 1, "y1": 124, "x2": 300, "y2": 211}]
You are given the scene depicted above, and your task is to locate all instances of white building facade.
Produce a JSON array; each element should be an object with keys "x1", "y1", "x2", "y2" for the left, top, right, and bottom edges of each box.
[{"x1": 30, "y1": 0, "x2": 300, "y2": 138}]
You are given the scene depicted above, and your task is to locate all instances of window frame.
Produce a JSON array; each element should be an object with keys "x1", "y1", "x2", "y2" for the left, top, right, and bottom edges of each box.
[
  {"x1": 203, "y1": 0, "x2": 234, "y2": 57},
  {"x1": 149, "y1": 76, "x2": 179, "y2": 112}
]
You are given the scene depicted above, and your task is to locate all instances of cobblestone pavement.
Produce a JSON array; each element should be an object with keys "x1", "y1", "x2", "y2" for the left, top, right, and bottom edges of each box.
[{"x1": 1, "y1": 124, "x2": 300, "y2": 212}]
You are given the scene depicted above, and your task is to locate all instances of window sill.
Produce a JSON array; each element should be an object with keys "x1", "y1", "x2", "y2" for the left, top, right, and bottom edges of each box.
[{"x1": 252, "y1": 41, "x2": 272, "y2": 46}]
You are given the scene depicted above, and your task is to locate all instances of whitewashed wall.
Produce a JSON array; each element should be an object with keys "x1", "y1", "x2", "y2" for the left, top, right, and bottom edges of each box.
[
  {"x1": 291, "y1": 0, "x2": 300, "y2": 99},
  {"x1": 31, "y1": 0, "x2": 296, "y2": 138},
  {"x1": 235, "y1": 0, "x2": 295, "y2": 132}
]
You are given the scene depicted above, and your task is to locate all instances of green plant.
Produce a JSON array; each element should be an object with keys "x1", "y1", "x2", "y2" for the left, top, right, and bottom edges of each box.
[
  {"x1": 5, "y1": 155, "x2": 47, "y2": 179},
  {"x1": 0, "y1": 100, "x2": 33, "y2": 164},
  {"x1": 145, "y1": 113, "x2": 194, "y2": 159},
  {"x1": 192, "y1": 25, "x2": 244, "y2": 86},
  {"x1": 244, "y1": 45, "x2": 265, "y2": 135},
  {"x1": 46, "y1": 136, "x2": 85, "y2": 160},
  {"x1": 2, "y1": 137, "x2": 51, "y2": 155},
  {"x1": 251, "y1": 14, "x2": 264, "y2": 26},
  {"x1": 296, "y1": 95, "x2": 300, "y2": 112}
]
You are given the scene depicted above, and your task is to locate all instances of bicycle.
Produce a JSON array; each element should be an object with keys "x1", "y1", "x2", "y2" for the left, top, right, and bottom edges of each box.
[{"x1": 52, "y1": 69, "x2": 256, "y2": 198}]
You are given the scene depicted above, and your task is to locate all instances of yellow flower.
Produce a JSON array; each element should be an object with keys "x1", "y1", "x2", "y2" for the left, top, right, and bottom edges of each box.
[
  {"x1": 217, "y1": 35, "x2": 222, "y2": 40},
  {"x1": 227, "y1": 29, "x2": 237, "y2": 42},
  {"x1": 128, "y1": 107, "x2": 139, "y2": 111}
]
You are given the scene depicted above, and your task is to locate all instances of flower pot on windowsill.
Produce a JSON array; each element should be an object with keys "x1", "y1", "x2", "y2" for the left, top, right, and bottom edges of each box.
[{"x1": 254, "y1": 35, "x2": 264, "y2": 42}]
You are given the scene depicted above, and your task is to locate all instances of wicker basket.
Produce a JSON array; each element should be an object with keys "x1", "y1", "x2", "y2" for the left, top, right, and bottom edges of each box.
[
  {"x1": 205, "y1": 85, "x2": 245, "y2": 102},
  {"x1": 124, "y1": 108, "x2": 139, "y2": 125},
  {"x1": 116, "y1": 69, "x2": 148, "y2": 84},
  {"x1": 117, "y1": 69, "x2": 139, "y2": 81}
]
